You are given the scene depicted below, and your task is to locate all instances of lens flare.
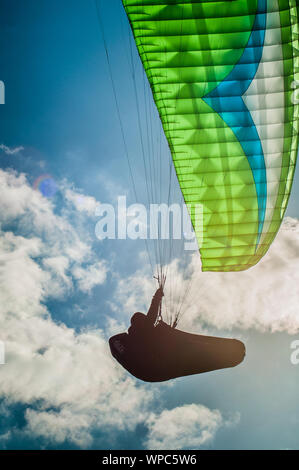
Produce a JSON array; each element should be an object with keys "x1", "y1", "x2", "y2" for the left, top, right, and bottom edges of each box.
[{"x1": 33, "y1": 174, "x2": 57, "y2": 198}]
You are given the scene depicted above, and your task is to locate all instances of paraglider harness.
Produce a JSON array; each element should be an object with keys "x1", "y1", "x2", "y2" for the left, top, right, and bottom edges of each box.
[{"x1": 109, "y1": 276, "x2": 246, "y2": 382}]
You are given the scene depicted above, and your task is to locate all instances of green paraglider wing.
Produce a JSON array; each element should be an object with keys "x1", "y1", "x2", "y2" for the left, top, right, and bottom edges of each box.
[{"x1": 122, "y1": 0, "x2": 299, "y2": 271}]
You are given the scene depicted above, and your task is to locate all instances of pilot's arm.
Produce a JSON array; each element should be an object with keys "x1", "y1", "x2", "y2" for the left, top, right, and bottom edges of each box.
[{"x1": 147, "y1": 287, "x2": 164, "y2": 324}]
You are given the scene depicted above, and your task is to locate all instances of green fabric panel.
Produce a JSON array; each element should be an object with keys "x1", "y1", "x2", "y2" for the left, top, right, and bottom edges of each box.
[{"x1": 122, "y1": 0, "x2": 299, "y2": 271}]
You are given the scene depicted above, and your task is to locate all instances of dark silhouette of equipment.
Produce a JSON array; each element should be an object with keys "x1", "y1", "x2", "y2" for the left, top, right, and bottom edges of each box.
[{"x1": 109, "y1": 287, "x2": 245, "y2": 382}]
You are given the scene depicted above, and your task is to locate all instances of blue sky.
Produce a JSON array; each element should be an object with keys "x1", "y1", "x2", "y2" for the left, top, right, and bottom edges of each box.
[{"x1": 0, "y1": 0, "x2": 299, "y2": 450}]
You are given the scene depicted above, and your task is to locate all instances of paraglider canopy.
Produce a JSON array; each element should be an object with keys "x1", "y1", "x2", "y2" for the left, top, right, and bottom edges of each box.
[
  {"x1": 121, "y1": 0, "x2": 299, "y2": 272},
  {"x1": 97, "y1": 0, "x2": 298, "y2": 381}
]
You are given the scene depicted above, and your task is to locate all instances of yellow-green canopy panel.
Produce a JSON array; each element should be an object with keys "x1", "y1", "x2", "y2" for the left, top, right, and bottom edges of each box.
[{"x1": 122, "y1": 0, "x2": 299, "y2": 271}]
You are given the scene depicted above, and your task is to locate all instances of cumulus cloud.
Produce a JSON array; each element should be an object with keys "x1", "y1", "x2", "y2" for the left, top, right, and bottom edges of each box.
[
  {"x1": 0, "y1": 144, "x2": 24, "y2": 155},
  {"x1": 72, "y1": 261, "x2": 107, "y2": 293},
  {"x1": 0, "y1": 169, "x2": 107, "y2": 297},
  {"x1": 115, "y1": 218, "x2": 299, "y2": 335},
  {"x1": 111, "y1": 268, "x2": 155, "y2": 318},
  {"x1": 0, "y1": 166, "x2": 243, "y2": 449},
  {"x1": 0, "y1": 431, "x2": 12, "y2": 445},
  {"x1": 65, "y1": 188, "x2": 98, "y2": 215},
  {"x1": 0, "y1": 168, "x2": 153, "y2": 447},
  {"x1": 182, "y1": 219, "x2": 299, "y2": 334},
  {"x1": 144, "y1": 404, "x2": 239, "y2": 450}
]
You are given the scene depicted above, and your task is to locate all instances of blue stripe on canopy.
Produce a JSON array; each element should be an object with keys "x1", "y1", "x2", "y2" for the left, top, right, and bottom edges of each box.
[{"x1": 203, "y1": 0, "x2": 267, "y2": 247}]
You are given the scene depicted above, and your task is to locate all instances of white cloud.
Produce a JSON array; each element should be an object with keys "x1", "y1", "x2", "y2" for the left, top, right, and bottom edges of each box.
[
  {"x1": 0, "y1": 167, "x2": 248, "y2": 449},
  {"x1": 65, "y1": 188, "x2": 98, "y2": 215},
  {"x1": 0, "y1": 169, "x2": 106, "y2": 299},
  {"x1": 112, "y1": 269, "x2": 155, "y2": 318},
  {"x1": 0, "y1": 168, "x2": 154, "y2": 447},
  {"x1": 179, "y1": 218, "x2": 299, "y2": 335},
  {"x1": 115, "y1": 218, "x2": 299, "y2": 335},
  {"x1": 0, "y1": 431, "x2": 12, "y2": 444},
  {"x1": 144, "y1": 404, "x2": 239, "y2": 450},
  {"x1": 0, "y1": 144, "x2": 24, "y2": 155},
  {"x1": 72, "y1": 261, "x2": 107, "y2": 293}
]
